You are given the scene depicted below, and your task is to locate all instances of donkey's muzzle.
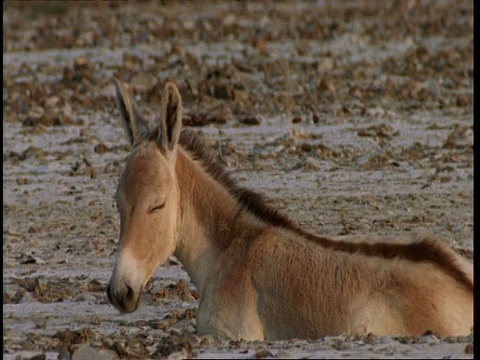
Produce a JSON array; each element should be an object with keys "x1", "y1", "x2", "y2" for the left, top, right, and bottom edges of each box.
[{"x1": 106, "y1": 279, "x2": 141, "y2": 313}]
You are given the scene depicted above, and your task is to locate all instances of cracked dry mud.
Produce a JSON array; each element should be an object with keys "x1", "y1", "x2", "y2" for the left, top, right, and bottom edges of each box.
[{"x1": 3, "y1": 1, "x2": 473, "y2": 359}]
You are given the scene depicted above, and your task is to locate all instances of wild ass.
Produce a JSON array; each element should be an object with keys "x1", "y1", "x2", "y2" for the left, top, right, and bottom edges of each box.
[{"x1": 106, "y1": 79, "x2": 473, "y2": 340}]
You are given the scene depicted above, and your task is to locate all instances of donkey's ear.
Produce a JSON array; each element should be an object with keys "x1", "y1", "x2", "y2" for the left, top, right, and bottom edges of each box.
[
  {"x1": 158, "y1": 80, "x2": 182, "y2": 152},
  {"x1": 113, "y1": 78, "x2": 149, "y2": 146}
]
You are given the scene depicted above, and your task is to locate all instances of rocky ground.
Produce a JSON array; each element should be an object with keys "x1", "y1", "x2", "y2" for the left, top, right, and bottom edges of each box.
[{"x1": 3, "y1": 1, "x2": 473, "y2": 359}]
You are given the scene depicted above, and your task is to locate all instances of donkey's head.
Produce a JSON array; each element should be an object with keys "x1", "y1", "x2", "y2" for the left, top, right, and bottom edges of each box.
[{"x1": 107, "y1": 79, "x2": 183, "y2": 313}]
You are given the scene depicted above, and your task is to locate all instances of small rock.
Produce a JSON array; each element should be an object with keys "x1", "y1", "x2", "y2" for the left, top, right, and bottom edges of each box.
[
  {"x1": 423, "y1": 335, "x2": 440, "y2": 345},
  {"x1": 465, "y1": 343, "x2": 474, "y2": 354},
  {"x1": 254, "y1": 348, "x2": 271, "y2": 359},
  {"x1": 16, "y1": 177, "x2": 31, "y2": 185},
  {"x1": 366, "y1": 332, "x2": 377, "y2": 344},
  {"x1": 72, "y1": 345, "x2": 119, "y2": 360},
  {"x1": 28, "y1": 106, "x2": 45, "y2": 119},
  {"x1": 94, "y1": 143, "x2": 109, "y2": 155},
  {"x1": 378, "y1": 336, "x2": 395, "y2": 344},
  {"x1": 27, "y1": 354, "x2": 46, "y2": 360},
  {"x1": 182, "y1": 21, "x2": 195, "y2": 31},
  {"x1": 305, "y1": 157, "x2": 321, "y2": 170},
  {"x1": 74, "y1": 57, "x2": 88, "y2": 67},
  {"x1": 254, "y1": 39, "x2": 268, "y2": 55},
  {"x1": 130, "y1": 73, "x2": 156, "y2": 92},
  {"x1": 19, "y1": 254, "x2": 46, "y2": 265},
  {"x1": 213, "y1": 84, "x2": 235, "y2": 100},
  {"x1": 318, "y1": 77, "x2": 336, "y2": 95},
  {"x1": 57, "y1": 345, "x2": 71, "y2": 360},
  {"x1": 223, "y1": 13, "x2": 237, "y2": 26},
  {"x1": 317, "y1": 57, "x2": 334, "y2": 72},
  {"x1": 43, "y1": 96, "x2": 60, "y2": 108},
  {"x1": 365, "y1": 107, "x2": 385, "y2": 117},
  {"x1": 239, "y1": 117, "x2": 260, "y2": 125}
]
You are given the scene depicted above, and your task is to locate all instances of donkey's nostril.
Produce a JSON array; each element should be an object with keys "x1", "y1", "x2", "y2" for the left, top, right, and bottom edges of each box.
[{"x1": 125, "y1": 282, "x2": 134, "y2": 302}]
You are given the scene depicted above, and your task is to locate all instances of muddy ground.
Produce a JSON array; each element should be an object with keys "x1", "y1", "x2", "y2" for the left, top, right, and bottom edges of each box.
[{"x1": 3, "y1": 1, "x2": 473, "y2": 359}]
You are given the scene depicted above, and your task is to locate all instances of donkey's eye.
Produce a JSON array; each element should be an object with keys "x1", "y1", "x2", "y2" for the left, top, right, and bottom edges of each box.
[{"x1": 148, "y1": 202, "x2": 166, "y2": 213}]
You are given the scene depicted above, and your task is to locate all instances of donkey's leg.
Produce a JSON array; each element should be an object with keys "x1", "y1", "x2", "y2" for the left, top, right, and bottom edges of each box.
[{"x1": 196, "y1": 284, "x2": 265, "y2": 341}]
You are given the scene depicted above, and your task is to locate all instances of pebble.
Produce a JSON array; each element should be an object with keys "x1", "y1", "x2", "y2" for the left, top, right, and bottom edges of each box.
[
  {"x1": 305, "y1": 157, "x2": 321, "y2": 170},
  {"x1": 72, "y1": 345, "x2": 119, "y2": 360},
  {"x1": 422, "y1": 335, "x2": 440, "y2": 345},
  {"x1": 378, "y1": 336, "x2": 396, "y2": 344}
]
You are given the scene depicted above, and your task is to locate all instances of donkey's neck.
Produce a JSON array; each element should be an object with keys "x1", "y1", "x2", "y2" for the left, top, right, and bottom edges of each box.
[{"x1": 173, "y1": 148, "x2": 264, "y2": 293}]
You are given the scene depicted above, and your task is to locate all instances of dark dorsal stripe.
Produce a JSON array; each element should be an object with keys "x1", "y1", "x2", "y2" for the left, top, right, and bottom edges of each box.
[
  {"x1": 173, "y1": 128, "x2": 472, "y2": 292},
  {"x1": 298, "y1": 229, "x2": 473, "y2": 291}
]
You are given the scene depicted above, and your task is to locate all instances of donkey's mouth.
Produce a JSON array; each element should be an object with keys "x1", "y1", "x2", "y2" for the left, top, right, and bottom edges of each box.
[
  {"x1": 106, "y1": 283, "x2": 142, "y2": 314},
  {"x1": 106, "y1": 283, "x2": 114, "y2": 305}
]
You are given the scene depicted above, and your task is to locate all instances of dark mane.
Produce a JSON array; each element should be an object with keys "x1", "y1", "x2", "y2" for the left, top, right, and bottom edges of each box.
[
  {"x1": 179, "y1": 128, "x2": 297, "y2": 229},
  {"x1": 175, "y1": 128, "x2": 473, "y2": 292}
]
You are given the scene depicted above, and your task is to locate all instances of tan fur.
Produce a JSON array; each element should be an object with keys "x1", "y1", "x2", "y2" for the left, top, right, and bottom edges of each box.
[{"x1": 107, "y1": 79, "x2": 473, "y2": 340}]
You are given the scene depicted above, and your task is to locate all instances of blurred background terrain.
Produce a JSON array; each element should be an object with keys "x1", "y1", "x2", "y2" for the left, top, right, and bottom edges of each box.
[{"x1": 3, "y1": 1, "x2": 473, "y2": 359}]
